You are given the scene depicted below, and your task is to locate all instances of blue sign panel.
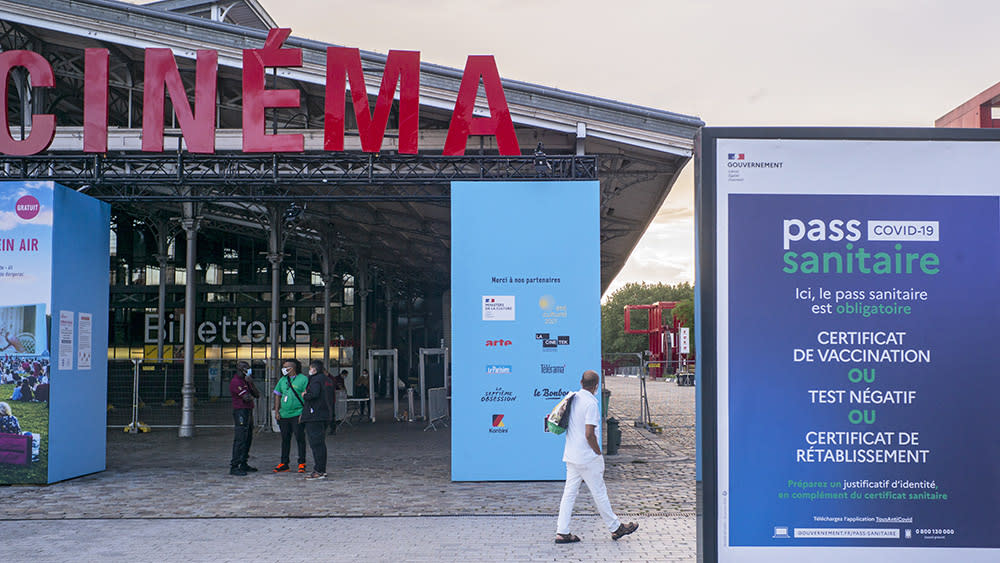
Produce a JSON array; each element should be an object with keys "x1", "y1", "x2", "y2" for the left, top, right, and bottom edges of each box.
[
  {"x1": 451, "y1": 181, "x2": 600, "y2": 481},
  {"x1": 706, "y1": 134, "x2": 1000, "y2": 562},
  {"x1": 0, "y1": 181, "x2": 109, "y2": 485}
]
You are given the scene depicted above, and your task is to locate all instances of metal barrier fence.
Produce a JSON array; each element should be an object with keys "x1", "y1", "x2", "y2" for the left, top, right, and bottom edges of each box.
[
  {"x1": 107, "y1": 359, "x2": 267, "y2": 430},
  {"x1": 423, "y1": 387, "x2": 449, "y2": 431},
  {"x1": 602, "y1": 355, "x2": 696, "y2": 380}
]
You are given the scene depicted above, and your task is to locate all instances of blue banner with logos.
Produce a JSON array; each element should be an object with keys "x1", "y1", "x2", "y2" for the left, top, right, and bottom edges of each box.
[
  {"x1": 707, "y1": 134, "x2": 1000, "y2": 562},
  {"x1": 451, "y1": 181, "x2": 600, "y2": 481}
]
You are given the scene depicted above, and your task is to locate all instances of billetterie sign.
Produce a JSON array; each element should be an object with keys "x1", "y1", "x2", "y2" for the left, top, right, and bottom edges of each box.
[{"x1": 0, "y1": 28, "x2": 519, "y2": 157}]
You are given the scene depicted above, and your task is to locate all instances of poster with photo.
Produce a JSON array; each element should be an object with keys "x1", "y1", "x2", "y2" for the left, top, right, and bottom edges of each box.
[{"x1": 0, "y1": 181, "x2": 53, "y2": 485}]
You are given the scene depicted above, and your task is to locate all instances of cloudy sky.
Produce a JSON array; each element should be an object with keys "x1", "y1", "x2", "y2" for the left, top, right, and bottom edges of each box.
[{"x1": 255, "y1": 0, "x2": 994, "y2": 295}]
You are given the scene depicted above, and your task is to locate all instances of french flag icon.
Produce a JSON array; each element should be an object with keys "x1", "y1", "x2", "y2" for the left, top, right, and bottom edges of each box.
[{"x1": 728, "y1": 153, "x2": 745, "y2": 160}]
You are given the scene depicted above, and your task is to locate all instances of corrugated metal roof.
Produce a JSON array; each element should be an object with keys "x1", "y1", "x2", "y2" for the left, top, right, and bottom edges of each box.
[{"x1": 143, "y1": 0, "x2": 276, "y2": 29}]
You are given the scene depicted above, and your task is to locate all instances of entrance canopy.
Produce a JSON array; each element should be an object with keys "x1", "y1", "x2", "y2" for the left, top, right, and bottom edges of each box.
[{"x1": 0, "y1": 0, "x2": 703, "y2": 292}]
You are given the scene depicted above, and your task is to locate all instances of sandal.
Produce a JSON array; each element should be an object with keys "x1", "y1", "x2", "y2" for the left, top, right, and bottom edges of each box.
[
  {"x1": 554, "y1": 533, "x2": 581, "y2": 544},
  {"x1": 611, "y1": 522, "x2": 638, "y2": 541}
]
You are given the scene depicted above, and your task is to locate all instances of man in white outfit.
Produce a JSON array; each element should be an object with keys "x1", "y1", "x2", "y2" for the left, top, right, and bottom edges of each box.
[{"x1": 555, "y1": 369, "x2": 638, "y2": 543}]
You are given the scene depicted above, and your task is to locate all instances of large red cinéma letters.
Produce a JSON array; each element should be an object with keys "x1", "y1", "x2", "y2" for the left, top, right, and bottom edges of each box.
[
  {"x1": 142, "y1": 48, "x2": 218, "y2": 153},
  {"x1": 444, "y1": 55, "x2": 519, "y2": 156},
  {"x1": 324, "y1": 47, "x2": 420, "y2": 154},
  {"x1": 0, "y1": 29, "x2": 520, "y2": 156},
  {"x1": 83, "y1": 48, "x2": 109, "y2": 153},
  {"x1": 242, "y1": 28, "x2": 302, "y2": 153},
  {"x1": 0, "y1": 50, "x2": 56, "y2": 156}
]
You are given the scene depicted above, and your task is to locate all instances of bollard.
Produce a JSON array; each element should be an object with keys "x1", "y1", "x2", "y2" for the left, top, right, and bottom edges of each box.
[
  {"x1": 606, "y1": 417, "x2": 621, "y2": 455},
  {"x1": 407, "y1": 388, "x2": 415, "y2": 422}
]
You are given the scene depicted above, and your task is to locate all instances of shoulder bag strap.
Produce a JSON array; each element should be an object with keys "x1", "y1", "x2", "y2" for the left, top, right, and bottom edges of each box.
[{"x1": 285, "y1": 374, "x2": 305, "y2": 406}]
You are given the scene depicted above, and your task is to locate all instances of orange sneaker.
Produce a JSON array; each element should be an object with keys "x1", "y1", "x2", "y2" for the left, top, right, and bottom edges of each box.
[
  {"x1": 297, "y1": 463, "x2": 306, "y2": 473},
  {"x1": 273, "y1": 463, "x2": 290, "y2": 473}
]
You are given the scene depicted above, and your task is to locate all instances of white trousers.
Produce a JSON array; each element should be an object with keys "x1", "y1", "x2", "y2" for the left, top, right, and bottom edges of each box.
[{"x1": 556, "y1": 455, "x2": 621, "y2": 534}]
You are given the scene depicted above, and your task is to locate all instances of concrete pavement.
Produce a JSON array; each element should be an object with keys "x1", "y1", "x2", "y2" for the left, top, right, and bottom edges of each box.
[{"x1": 0, "y1": 375, "x2": 698, "y2": 561}]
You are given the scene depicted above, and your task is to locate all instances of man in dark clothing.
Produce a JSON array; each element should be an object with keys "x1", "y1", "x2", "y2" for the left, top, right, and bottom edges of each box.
[
  {"x1": 356, "y1": 368, "x2": 370, "y2": 418},
  {"x1": 229, "y1": 361, "x2": 259, "y2": 476},
  {"x1": 328, "y1": 369, "x2": 347, "y2": 435},
  {"x1": 300, "y1": 360, "x2": 331, "y2": 480}
]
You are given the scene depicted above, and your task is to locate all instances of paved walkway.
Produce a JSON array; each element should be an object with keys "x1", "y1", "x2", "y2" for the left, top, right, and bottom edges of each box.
[{"x1": 1, "y1": 376, "x2": 698, "y2": 561}]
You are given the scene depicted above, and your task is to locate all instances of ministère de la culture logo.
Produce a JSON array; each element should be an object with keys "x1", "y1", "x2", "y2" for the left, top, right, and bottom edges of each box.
[
  {"x1": 482, "y1": 295, "x2": 515, "y2": 321},
  {"x1": 490, "y1": 414, "x2": 508, "y2": 433}
]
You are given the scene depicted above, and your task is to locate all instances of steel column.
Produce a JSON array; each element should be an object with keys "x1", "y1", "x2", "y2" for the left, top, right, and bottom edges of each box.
[
  {"x1": 178, "y1": 203, "x2": 199, "y2": 438},
  {"x1": 267, "y1": 205, "x2": 283, "y2": 427}
]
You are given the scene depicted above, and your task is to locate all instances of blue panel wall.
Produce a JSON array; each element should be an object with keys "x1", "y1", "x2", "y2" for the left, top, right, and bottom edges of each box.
[
  {"x1": 48, "y1": 183, "x2": 110, "y2": 483},
  {"x1": 451, "y1": 181, "x2": 600, "y2": 481}
]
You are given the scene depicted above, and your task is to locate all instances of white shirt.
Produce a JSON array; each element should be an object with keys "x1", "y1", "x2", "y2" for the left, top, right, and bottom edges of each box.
[{"x1": 562, "y1": 388, "x2": 601, "y2": 464}]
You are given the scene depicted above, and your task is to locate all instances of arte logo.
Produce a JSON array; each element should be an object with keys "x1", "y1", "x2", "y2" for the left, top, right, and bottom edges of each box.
[
  {"x1": 540, "y1": 363, "x2": 566, "y2": 374},
  {"x1": 537, "y1": 333, "x2": 569, "y2": 350},
  {"x1": 490, "y1": 414, "x2": 509, "y2": 433},
  {"x1": 486, "y1": 364, "x2": 512, "y2": 375},
  {"x1": 727, "y1": 153, "x2": 745, "y2": 161},
  {"x1": 539, "y1": 294, "x2": 567, "y2": 326},
  {"x1": 533, "y1": 387, "x2": 571, "y2": 400},
  {"x1": 482, "y1": 295, "x2": 515, "y2": 321},
  {"x1": 485, "y1": 339, "x2": 512, "y2": 347},
  {"x1": 15, "y1": 195, "x2": 40, "y2": 220}
]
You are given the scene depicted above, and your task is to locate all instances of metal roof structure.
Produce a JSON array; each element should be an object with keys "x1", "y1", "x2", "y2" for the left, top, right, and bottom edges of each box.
[
  {"x1": 0, "y1": 0, "x2": 703, "y2": 292},
  {"x1": 144, "y1": 0, "x2": 277, "y2": 29},
  {"x1": 935, "y1": 80, "x2": 1000, "y2": 129}
]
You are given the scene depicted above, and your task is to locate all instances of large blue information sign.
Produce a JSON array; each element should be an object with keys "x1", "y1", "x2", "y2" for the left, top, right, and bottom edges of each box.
[
  {"x1": 451, "y1": 180, "x2": 600, "y2": 481},
  {"x1": 0, "y1": 181, "x2": 109, "y2": 485},
  {"x1": 700, "y1": 131, "x2": 999, "y2": 562}
]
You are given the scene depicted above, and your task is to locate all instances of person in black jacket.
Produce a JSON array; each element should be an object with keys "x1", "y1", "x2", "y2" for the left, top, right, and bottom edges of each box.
[{"x1": 300, "y1": 360, "x2": 331, "y2": 480}]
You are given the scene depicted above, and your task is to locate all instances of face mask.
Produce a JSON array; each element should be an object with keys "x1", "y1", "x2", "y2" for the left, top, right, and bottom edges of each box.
[
  {"x1": 281, "y1": 367, "x2": 291, "y2": 376},
  {"x1": 309, "y1": 369, "x2": 317, "y2": 375},
  {"x1": 245, "y1": 368, "x2": 252, "y2": 376}
]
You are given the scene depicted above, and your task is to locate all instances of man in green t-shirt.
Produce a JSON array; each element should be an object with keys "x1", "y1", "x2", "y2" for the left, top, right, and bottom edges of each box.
[{"x1": 272, "y1": 359, "x2": 309, "y2": 473}]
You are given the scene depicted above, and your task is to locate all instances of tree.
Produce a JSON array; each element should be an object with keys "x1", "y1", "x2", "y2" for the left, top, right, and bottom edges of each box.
[{"x1": 601, "y1": 282, "x2": 694, "y2": 355}]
